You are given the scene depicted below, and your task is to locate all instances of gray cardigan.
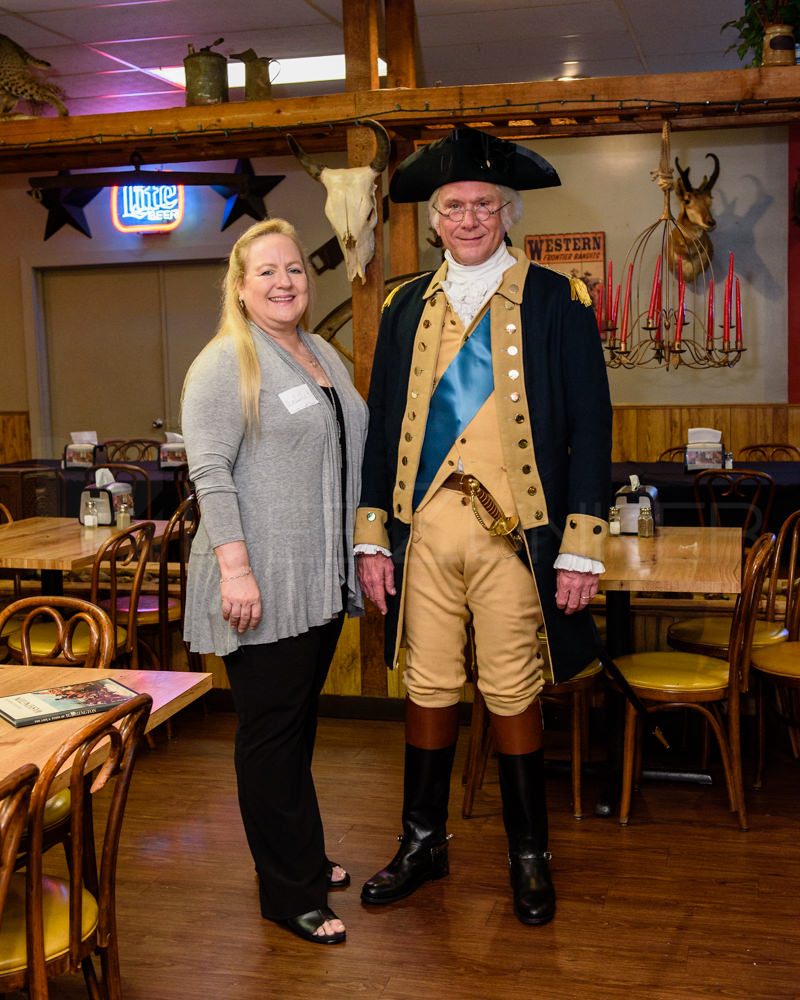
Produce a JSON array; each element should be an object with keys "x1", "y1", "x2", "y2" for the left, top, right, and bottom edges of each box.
[{"x1": 182, "y1": 324, "x2": 368, "y2": 655}]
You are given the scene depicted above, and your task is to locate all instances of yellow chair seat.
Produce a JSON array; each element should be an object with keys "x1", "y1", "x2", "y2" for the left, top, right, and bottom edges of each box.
[
  {"x1": 6, "y1": 620, "x2": 126, "y2": 657},
  {"x1": 0, "y1": 613, "x2": 25, "y2": 639},
  {"x1": 668, "y1": 616, "x2": 788, "y2": 654},
  {"x1": 0, "y1": 873, "x2": 98, "y2": 974},
  {"x1": 613, "y1": 650, "x2": 730, "y2": 695},
  {"x1": 100, "y1": 594, "x2": 180, "y2": 627},
  {"x1": 751, "y1": 641, "x2": 800, "y2": 681},
  {"x1": 42, "y1": 788, "x2": 71, "y2": 831}
]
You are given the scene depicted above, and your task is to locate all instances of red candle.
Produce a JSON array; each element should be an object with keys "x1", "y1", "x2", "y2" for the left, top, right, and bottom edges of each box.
[
  {"x1": 654, "y1": 272, "x2": 662, "y2": 342},
  {"x1": 606, "y1": 260, "x2": 613, "y2": 325},
  {"x1": 612, "y1": 284, "x2": 621, "y2": 327},
  {"x1": 647, "y1": 256, "x2": 662, "y2": 322},
  {"x1": 723, "y1": 252, "x2": 734, "y2": 350},
  {"x1": 596, "y1": 283, "x2": 604, "y2": 338},
  {"x1": 735, "y1": 277, "x2": 743, "y2": 348},
  {"x1": 706, "y1": 279, "x2": 714, "y2": 348},
  {"x1": 675, "y1": 262, "x2": 685, "y2": 346},
  {"x1": 619, "y1": 262, "x2": 633, "y2": 349}
]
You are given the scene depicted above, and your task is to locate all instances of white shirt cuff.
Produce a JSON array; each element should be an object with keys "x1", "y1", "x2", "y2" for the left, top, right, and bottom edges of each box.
[
  {"x1": 554, "y1": 553, "x2": 605, "y2": 574},
  {"x1": 355, "y1": 543, "x2": 392, "y2": 557}
]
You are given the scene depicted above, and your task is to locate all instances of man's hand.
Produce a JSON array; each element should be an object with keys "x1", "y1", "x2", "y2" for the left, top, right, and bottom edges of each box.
[
  {"x1": 556, "y1": 568, "x2": 599, "y2": 615},
  {"x1": 357, "y1": 552, "x2": 396, "y2": 615}
]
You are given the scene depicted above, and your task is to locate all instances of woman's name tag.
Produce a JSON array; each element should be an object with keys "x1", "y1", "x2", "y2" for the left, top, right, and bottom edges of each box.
[{"x1": 279, "y1": 383, "x2": 319, "y2": 414}]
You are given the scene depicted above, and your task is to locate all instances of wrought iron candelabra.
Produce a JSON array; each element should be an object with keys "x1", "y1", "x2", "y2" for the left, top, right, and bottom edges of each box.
[{"x1": 601, "y1": 122, "x2": 744, "y2": 371}]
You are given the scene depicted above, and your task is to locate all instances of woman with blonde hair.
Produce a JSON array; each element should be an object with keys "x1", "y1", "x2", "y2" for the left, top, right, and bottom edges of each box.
[{"x1": 182, "y1": 218, "x2": 368, "y2": 945}]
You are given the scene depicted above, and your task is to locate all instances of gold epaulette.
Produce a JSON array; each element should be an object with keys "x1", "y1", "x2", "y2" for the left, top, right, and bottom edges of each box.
[
  {"x1": 382, "y1": 273, "x2": 431, "y2": 312},
  {"x1": 568, "y1": 275, "x2": 592, "y2": 307}
]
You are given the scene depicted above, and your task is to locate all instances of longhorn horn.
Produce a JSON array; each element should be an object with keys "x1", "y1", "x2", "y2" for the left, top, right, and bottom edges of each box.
[
  {"x1": 674, "y1": 156, "x2": 692, "y2": 193},
  {"x1": 286, "y1": 133, "x2": 324, "y2": 181},
  {"x1": 361, "y1": 119, "x2": 391, "y2": 173},
  {"x1": 701, "y1": 152, "x2": 720, "y2": 192}
]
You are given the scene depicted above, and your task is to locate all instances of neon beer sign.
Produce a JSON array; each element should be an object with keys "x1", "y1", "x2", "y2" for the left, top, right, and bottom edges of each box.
[{"x1": 111, "y1": 182, "x2": 185, "y2": 233}]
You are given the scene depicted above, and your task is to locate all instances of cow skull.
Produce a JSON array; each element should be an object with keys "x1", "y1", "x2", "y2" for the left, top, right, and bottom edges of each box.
[{"x1": 288, "y1": 120, "x2": 390, "y2": 283}]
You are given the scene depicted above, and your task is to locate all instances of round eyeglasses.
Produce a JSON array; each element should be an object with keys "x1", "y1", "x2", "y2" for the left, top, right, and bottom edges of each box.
[{"x1": 433, "y1": 201, "x2": 510, "y2": 224}]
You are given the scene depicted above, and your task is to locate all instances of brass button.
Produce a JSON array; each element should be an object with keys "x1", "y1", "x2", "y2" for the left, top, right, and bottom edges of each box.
[
  {"x1": 418, "y1": 342, "x2": 427, "y2": 351},
  {"x1": 450, "y1": 319, "x2": 457, "y2": 326},
  {"x1": 522, "y1": 464, "x2": 531, "y2": 474},
  {"x1": 569, "y1": 519, "x2": 577, "y2": 529},
  {"x1": 405, "y1": 432, "x2": 413, "y2": 442},
  {"x1": 411, "y1": 391, "x2": 419, "y2": 398},
  {"x1": 506, "y1": 324, "x2": 516, "y2": 334},
  {"x1": 399, "y1": 481, "x2": 406, "y2": 490},
  {"x1": 448, "y1": 459, "x2": 455, "y2": 466},
  {"x1": 508, "y1": 369, "x2": 519, "y2": 380},
  {"x1": 366, "y1": 511, "x2": 376, "y2": 522},
  {"x1": 460, "y1": 437, "x2": 467, "y2": 444},
  {"x1": 397, "y1": 504, "x2": 403, "y2": 513},
  {"x1": 509, "y1": 284, "x2": 519, "y2": 294},
  {"x1": 401, "y1": 456, "x2": 408, "y2": 465},
  {"x1": 461, "y1": 497, "x2": 468, "y2": 506},
  {"x1": 408, "y1": 411, "x2": 416, "y2": 420},
  {"x1": 508, "y1": 346, "x2": 518, "y2": 356},
  {"x1": 534, "y1": 510, "x2": 543, "y2": 521},
  {"x1": 510, "y1": 391, "x2": 520, "y2": 402},
  {"x1": 505, "y1": 302, "x2": 514, "y2": 311},
  {"x1": 423, "y1": 320, "x2": 431, "y2": 329},
  {"x1": 430, "y1": 296, "x2": 437, "y2": 307},
  {"x1": 515, "y1": 414, "x2": 525, "y2": 424},
  {"x1": 527, "y1": 486, "x2": 537, "y2": 496},
  {"x1": 414, "y1": 367, "x2": 424, "y2": 375},
  {"x1": 518, "y1": 439, "x2": 529, "y2": 449}
]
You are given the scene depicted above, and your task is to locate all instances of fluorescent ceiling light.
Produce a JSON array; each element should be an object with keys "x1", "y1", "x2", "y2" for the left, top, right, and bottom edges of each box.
[{"x1": 147, "y1": 54, "x2": 387, "y2": 88}]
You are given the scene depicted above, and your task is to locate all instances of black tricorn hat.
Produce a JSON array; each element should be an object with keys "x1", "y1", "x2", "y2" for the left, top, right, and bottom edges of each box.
[{"x1": 389, "y1": 126, "x2": 560, "y2": 203}]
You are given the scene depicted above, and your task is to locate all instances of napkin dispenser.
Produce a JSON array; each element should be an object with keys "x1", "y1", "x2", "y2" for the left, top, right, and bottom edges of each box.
[
  {"x1": 78, "y1": 478, "x2": 133, "y2": 526},
  {"x1": 614, "y1": 474, "x2": 660, "y2": 534},
  {"x1": 63, "y1": 442, "x2": 108, "y2": 468}
]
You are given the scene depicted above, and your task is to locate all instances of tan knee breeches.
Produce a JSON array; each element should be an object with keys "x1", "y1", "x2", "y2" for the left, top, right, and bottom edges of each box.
[{"x1": 403, "y1": 489, "x2": 545, "y2": 716}]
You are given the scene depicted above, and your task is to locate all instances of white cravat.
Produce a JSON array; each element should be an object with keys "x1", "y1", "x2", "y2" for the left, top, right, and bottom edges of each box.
[{"x1": 440, "y1": 242, "x2": 515, "y2": 328}]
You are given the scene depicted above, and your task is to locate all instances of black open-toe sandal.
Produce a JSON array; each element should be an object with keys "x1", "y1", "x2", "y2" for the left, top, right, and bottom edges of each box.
[
  {"x1": 281, "y1": 906, "x2": 346, "y2": 945},
  {"x1": 326, "y1": 859, "x2": 351, "y2": 890}
]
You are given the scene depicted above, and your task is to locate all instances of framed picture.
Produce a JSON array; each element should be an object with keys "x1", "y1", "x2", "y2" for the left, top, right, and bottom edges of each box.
[{"x1": 524, "y1": 232, "x2": 605, "y2": 321}]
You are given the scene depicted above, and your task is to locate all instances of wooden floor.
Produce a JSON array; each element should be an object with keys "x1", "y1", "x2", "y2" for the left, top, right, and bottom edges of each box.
[{"x1": 12, "y1": 705, "x2": 800, "y2": 1000}]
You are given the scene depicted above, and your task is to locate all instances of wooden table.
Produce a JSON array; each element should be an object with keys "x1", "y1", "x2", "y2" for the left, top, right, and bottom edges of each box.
[
  {"x1": 0, "y1": 516, "x2": 168, "y2": 594},
  {"x1": 0, "y1": 664, "x2": 212, "y2": 792},
  {"x1": 601, "y1": 526, "x2": 742, "y2": 655}
]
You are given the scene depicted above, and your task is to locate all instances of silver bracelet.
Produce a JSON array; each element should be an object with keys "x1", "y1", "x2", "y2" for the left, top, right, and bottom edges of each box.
[{"x1": 220, "y1": 567, "x2": 252, "y2": 584}]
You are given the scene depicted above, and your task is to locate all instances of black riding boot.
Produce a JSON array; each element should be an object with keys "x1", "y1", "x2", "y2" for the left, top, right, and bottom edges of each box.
[
  {"x1": 361, "y1": 742, "x2": 456, "y2": 904},
  {"x1": 497, "y1": 749, "x2": 556, "y2": 926}
]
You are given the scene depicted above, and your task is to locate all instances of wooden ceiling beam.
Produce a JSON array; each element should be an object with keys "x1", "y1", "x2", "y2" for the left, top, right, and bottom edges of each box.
[{"x1": 0, "y1": 66, "x2": 797, "y2": 174}]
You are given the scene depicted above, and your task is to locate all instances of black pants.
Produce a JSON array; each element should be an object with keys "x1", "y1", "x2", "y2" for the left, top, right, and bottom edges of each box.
[{"x1": 223, "y1": 613, "x2": 344, "y2": 920}]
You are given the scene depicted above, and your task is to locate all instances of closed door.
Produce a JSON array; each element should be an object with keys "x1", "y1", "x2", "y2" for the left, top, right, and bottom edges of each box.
[{"x1": 41, "y1": 259, "x2": 225, "y2": 457}]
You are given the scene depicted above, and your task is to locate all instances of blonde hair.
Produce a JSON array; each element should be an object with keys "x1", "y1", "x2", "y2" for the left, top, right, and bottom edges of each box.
[{"x1": 182, "y1": 219, "x2": 315, "y2": 433}]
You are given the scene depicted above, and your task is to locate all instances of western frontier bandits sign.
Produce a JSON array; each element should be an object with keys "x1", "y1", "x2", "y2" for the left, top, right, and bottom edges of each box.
[{"x1": 525, "y1": 231, "x2": 605, "y2": 320}]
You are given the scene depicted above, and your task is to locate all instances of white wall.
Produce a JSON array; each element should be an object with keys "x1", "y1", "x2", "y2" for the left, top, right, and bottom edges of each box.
[{"x1": 0, "y1": 123, "x2": 788, "y2": 451}]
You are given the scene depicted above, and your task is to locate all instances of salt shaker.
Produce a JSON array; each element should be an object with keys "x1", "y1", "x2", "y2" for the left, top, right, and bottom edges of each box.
[
  {"x1": 116, "y1": 498, "x2": 131, "y2": 530},
  {"x1": 84, "y1": 497, "x2": 98, "y2": 528},
  {"x1": 637, "y1": 504, "x2": 654, "y2": 538},
  {"x1": 608, "y1": 505, "x2": 621, "y2": 536}
]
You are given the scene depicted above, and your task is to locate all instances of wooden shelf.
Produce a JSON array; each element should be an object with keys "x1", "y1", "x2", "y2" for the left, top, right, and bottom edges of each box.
[{"x1": 0, "y1": 66, "x2": 798, "y2": 174}]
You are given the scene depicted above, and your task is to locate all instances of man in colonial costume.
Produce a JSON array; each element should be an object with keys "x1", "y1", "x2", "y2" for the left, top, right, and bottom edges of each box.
[{"x1": 355, "y1": 126, "x2": 612, "y2": 925}]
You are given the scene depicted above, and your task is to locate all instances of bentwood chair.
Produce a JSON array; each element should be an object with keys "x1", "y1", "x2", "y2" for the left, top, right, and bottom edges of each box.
[
  {"x1": 462, "y1": 627, "x2": 602, "y2": 820},
  {"x1": 693, "y1": 469, "x2": 776, "y2": 548},
  {"x1": 84, "y1": 462, "x2": 153, "y2": 520},
  {"x1": 103, "y1": 438, "x2": 161, "y2": 462},
  {"x1": 0, "y1": 502, "x2": 23, "y2": 603},
  {"x1": 738, "y1": 443, "x2": 800, "y2": 462},
  {"x1": 5, "y1": 523, "x2": 155, "y2": 670},
  {"x1": 136, "y1": 495, "x2": 202, "y2": 672},
  {"x1": 0, "y1": 762, "x2": 38, "y2": 923},
  {"x1": 656, "y1": 446, "x2": 686, "y2": 463},
  {"x1": 0, "y1": 694, "x2": 152, "y2": 1000},
  {"x1": 0, "y1": 596, "x2": 115, "y2": 669},
  {"x1": 610, "y1": 533, "x2": 776, "y2": 831},
  {"x1": 667, "y1": 508, "x2": 800, "y2": 661}
]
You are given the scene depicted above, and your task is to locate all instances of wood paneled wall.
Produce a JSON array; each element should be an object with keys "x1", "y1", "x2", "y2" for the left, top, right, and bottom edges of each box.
[
  {"x1": 0, "y1": 412, "x2": 31, "y2": 464},
  {"x1": 611, "y1": 403, "x2": 800, "y2": 462}
]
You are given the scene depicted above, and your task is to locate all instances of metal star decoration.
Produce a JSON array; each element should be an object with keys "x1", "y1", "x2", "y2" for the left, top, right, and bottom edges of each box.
[
  {"x1": 211, "y1": 159, "x2": 285, "y2": 231},
  {"x1": 27, "y1": 172, "x2": 102, "y2": 239}
]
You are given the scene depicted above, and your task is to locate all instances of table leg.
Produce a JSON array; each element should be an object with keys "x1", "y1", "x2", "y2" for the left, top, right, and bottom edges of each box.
[{"x1": 595, "y1": 590, "x2": 630, "y2": 817}]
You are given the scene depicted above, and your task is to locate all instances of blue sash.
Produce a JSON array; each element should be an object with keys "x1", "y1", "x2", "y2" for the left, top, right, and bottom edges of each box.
[{"x1": 412, "y1": 311, "x2": 494, "y2": 509}]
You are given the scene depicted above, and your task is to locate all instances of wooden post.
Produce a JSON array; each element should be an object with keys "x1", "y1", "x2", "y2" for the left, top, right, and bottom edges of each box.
[
  {"x1": 344, "y1": 0, "x2": 389, "y2": 697},
  {"x1": 385, "y1": 0, "x2": 420, "y2": 278}
]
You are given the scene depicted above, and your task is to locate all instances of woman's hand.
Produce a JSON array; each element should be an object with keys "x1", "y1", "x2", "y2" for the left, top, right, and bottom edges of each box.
[{"x1": 221, "y1": 572, "x2": 262, "y2": 633}]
